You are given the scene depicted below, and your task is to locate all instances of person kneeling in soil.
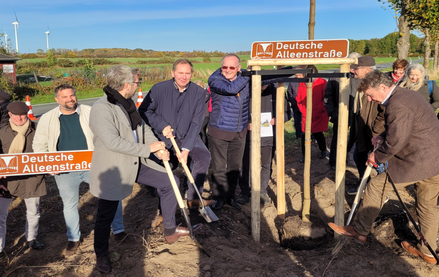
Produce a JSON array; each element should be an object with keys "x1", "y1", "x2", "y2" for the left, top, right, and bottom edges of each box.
[
  {"x1": 0, "y1": 102, "x2": 46, "y2": 254},
  {"x1": 329, "y1": 70, "x2": 439, "y2": 264},
  {"x1": 89, "y1": 65, "x2": 201, "y2": 274}
]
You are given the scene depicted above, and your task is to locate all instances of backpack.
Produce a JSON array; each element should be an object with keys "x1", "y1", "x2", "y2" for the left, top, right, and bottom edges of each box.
[{"x1": 428, "y1": 80, "x2": 437, "y2": 96}]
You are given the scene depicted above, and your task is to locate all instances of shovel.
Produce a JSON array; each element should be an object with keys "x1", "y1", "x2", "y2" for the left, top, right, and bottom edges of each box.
[
  {"x1": 161, "y1": 151, "x2": 210, "y2": 257},
  {"x1": 331, "y1": 163, "x2": 373, "y2": 256},
  {"x1": 169, "y1": 136, "x2": 219, "y2": 223},
  {"x1": 331, "y1": 141, "x2": 382, "y2": 256}
]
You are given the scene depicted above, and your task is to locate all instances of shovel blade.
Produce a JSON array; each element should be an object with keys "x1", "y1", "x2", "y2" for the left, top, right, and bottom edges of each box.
[{"x1": 199, "y1": 206, "x2": 219, "y2": 223}]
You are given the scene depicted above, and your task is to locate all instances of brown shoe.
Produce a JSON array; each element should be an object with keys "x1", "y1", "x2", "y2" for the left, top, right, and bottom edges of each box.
[
  {"x1": 151, "y1": 215, "x2": 163, "y2": 228},
  {"x1": 165, "y1": 226, "x2": 190, "y2": 244},
  {"x1": 328, "y1": 223, "x2": 367, "y2": 244},
  {"x1": 64, "y1": 241, "x2": 80, "y2": 256},
  {"x1": 188, "y1": 199, "x2": 216, "y2": 208},
  {"x1": 96, "y1": 256, "x2": 112, "y2": 273},
  {"x1": 401, "y1": 241, "x2": 437, "y2": 264}
]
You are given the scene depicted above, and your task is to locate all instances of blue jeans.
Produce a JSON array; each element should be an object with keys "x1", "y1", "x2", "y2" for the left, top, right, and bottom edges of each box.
[{"x1": 55, "y1": 171, "x2": 124, "y2": 241}]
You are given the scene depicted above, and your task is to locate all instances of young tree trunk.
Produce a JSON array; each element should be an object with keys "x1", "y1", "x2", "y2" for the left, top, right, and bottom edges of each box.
[
  {"x1": 434, "y1": 40, "x2": 439, "y2": 77},
  {"x1": 397, "y1": 4, "x2": 410, "y2": 59},
  {"x1": 424, "y1": 28, "x2": 431, "y2": 76},
  {"x1": 308, "y1": 0, "x2": 316, "y2": 40}
]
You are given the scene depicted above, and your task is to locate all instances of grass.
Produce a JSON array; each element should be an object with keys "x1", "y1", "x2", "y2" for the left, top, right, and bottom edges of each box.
[{"x1": 24, "y1": 55, "x2": 415, "y2": 104}]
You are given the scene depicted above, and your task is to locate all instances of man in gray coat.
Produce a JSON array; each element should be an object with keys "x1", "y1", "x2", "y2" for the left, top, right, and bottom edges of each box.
[
  {"x1": 90, "y1": 65, "x2": 195, "y2": 274},
  {"x1": 329, "y1": 70, "x2": 439, "y2": 264}
]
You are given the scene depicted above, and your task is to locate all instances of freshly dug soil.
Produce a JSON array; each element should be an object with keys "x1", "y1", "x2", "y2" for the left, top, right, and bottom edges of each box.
[{"x1": 1, "y1": 137, "x2": 439, "y2": 277}]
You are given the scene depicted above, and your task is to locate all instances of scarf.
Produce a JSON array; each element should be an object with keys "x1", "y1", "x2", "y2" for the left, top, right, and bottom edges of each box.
[
  {"x1": 103, "y1": 85, "x2": 142, "y2": 130},
  {"x1": 9, "y1": 118, "x2": 30, "y2": 154},
  {"x1": 399, "y1": 78, "x2": 423, "y2": 92}
]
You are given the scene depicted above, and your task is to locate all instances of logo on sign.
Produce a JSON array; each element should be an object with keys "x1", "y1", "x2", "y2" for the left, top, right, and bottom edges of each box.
[
  {"x1": 0, "y1": 156, "x2": 18, "y2": 173},
  {"x1": 255, "y1": 43, "x2": 274, "y2": 58}
]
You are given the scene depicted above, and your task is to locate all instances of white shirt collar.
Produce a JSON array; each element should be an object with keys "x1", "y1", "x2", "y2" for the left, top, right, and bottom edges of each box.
[{"x1": 381, "y1": 85, "x2": 396, "y2": 106}]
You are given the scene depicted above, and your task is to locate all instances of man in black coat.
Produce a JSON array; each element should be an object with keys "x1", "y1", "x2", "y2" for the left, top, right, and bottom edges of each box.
[{"x1": 140, "y1": 59, "x2": 213, "y2": 208}]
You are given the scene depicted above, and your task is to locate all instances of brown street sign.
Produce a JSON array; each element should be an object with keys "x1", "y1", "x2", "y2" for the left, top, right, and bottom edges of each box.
[
  {"x1": 251, "y1": 39, "x2": 349, "y2": 60},
  {"x1": 0, "y1": 150, "x2": 93, "y2": 176}
]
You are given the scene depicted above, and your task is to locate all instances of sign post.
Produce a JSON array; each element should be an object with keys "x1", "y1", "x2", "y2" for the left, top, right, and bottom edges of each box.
[{"x1": 248, "y1": 38, "x2": 354, "y2": 241}]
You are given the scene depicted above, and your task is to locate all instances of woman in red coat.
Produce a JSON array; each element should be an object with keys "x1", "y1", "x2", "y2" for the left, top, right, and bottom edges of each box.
[{"x1": 295, "y1": 65, "x2": 329, "y2": 163}]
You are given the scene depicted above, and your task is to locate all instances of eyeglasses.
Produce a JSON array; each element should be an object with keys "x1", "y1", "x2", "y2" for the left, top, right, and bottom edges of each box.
[
  {"x1": 221, "y1": 66, "x2": 237, "y2": 70},
  {"x1": 133, "y1": 81, "x2": 142, "y2": 86},
  {"x1": 354, "y1": 66, "x2": 363, "y2": 71}
]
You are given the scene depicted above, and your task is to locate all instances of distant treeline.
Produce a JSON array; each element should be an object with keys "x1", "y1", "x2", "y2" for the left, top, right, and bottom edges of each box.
[
  {"x1": 17, "y1": 32, "x2": 429, "y2": 60},
  {"x1": 349, "y1": 32, "x2": 425, "y2": 57}
]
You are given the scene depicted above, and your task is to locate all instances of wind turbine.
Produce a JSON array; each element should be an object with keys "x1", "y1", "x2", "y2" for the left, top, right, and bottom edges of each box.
[
  {"x1": 45, "y1": 26, "x2": 50, "y2": 51},
  {"x1": 12, "y1": 11, "x2": 19, "y2": 53}
]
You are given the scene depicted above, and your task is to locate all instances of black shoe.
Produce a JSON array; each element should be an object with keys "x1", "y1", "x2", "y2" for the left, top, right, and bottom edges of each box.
[
  {"x1": 96, "y1": 256, "x2": 112, "y2": 274},
  {"x1": 228, "y1": 199, "x2": 241, "y2": 210},
  {"x1": 236, "y1": 194, "x2": 250, "y2": 205},
  {"x1": 319, "y1": 150, "x2": 328, "y2": 159},
  {"x1": 114, "y1": 231, "x2": 127, "y2": 242},
  {"x1": 212, "y1": 200, "x2": 224, "y2": 210},
  {"x1": 299, "y1": 157, "x2": 305, "y2": 163},
  {"x1": 27, "y1": 239, "x2": 44, "y2": 250}
]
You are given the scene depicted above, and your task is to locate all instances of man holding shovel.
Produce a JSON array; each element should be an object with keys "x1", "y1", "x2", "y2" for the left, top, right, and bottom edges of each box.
[
  {"x1": 139, "y1": 59, "x2": 214, "y2": 209},
  {"x1": 90, "y1": 65, "x2": 197, "y2": 274},
  {"x1": 329, "y1": 70, "x2": 439, "y2": 264}
]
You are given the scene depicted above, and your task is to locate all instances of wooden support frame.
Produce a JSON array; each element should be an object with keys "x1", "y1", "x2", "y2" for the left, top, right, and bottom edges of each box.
[{"x1": 247, "y1": 58, "x2": 357, "y2": 241}]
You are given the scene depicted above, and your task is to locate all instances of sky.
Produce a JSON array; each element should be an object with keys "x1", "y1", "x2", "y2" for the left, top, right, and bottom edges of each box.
[{"x1": 0, "y1": 0, "x2": 401, "y2": 54}]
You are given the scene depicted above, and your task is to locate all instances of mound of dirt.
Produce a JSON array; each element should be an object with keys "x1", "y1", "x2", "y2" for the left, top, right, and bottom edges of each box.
[{"x1": 1, "y1": 137, "x2": 439, "y2": 277}]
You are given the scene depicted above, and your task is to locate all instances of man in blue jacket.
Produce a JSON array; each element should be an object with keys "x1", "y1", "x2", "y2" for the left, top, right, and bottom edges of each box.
[
  {"x1": 208, "y1": 54, "x2": 251, "y2": 210},
  {"x1": 140, "y1": 59, "x2": 213, "y2": 208}
]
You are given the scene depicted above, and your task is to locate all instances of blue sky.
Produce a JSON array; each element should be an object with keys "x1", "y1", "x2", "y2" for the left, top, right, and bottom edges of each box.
[{"x1": 0, "y1": 0, "x2": 401, "y2": 54}]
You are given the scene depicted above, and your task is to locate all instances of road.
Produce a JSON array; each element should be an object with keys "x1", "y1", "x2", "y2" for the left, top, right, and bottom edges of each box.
[{"x1": 31, "y1": 59, "x2": 423, "y2": 117}]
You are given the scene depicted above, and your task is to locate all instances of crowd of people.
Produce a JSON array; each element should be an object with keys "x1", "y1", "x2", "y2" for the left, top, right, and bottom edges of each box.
[{"x1": 0, "y1": 54, "x2": 439, "y2": 273}]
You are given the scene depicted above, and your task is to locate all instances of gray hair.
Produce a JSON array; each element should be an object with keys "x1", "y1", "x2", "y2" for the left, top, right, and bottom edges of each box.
[
  {"x1": 348, "y1": 52, "x2": 362, "y2": 59},
  {"x1": 357, "y1": 70, "x2": 394, "y2": 92},
  {"x1": 407, "y1": 64, "x2": 426, "y2": 81},
  {"x1": 221, "y1": 54, "x2": 240, "y2": 66},
  {"x1": 54, "y1": 84, "x2": 76, "y2": 98},
  {"x1": 106, "y1": 65, "x2": 139, "y2": 91}
]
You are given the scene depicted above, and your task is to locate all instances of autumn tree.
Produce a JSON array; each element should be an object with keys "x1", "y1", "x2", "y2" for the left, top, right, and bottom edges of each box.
[
  {"x1": 378, "y1": 0, "x2": 411, "y2": 59},
  {"x1": 405, "y1": 0, "x2": 439, "y2": 73}
]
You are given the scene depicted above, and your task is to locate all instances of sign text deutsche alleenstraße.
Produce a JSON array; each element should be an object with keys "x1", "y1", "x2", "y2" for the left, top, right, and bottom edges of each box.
[
  {"x1": 251, "y1": 39, "x2": 349, "y2": 60},
  {"x1": 0, "y1": 150, "x2": 93, "y2": 176}
]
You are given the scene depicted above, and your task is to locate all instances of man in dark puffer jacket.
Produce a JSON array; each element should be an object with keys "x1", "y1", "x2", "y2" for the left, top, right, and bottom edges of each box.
[{"x1": 208, "y1": 54, "x2": 250, "y2": 210}]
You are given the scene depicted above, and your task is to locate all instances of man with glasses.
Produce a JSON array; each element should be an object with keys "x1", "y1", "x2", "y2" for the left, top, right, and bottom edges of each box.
[
  {"x1": 90, "y1": 65, "x2": 193, "y2": 273},
  {"x1": 207, "y1": 54, "x2": 251, "y2": 210},
  {"x1": 139, "y1": 59, "x2": 213, "y2": 209},
  {"x1": 33, "y1": 84, "x2": 125, "y2": 256},
  {"x1": 348, "y1": 56, "x2": 385, "y2": 195}
]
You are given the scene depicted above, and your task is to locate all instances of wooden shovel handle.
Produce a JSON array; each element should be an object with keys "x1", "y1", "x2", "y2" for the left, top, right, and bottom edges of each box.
[
  {"x1": 169, "y1": 136, "x2": 196, "y2": 184},
  {"x1": 161, "y1": 150, "x2": 185, "y2": 209}
]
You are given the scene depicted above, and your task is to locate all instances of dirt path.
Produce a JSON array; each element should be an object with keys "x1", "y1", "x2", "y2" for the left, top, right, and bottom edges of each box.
[{"x1": 1, "y1": 137, "x2": 439, "y2": 277}]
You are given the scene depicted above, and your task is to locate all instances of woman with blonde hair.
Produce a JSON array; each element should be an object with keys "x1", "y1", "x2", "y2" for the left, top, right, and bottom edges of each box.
[{"x1": 400, "y1": 64, "x2": 439, "y2": 110}]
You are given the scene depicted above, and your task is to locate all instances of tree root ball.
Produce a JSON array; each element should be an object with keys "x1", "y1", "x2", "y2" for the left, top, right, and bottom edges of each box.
[{"x1": 279, "y1": 215, "x2": 329, "y2": 250}]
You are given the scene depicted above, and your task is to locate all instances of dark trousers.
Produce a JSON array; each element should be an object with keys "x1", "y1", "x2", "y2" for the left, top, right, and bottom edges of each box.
[
  {"x1": 94, "y1": 199, "x2": 119, "y2": 258},
  {"x1": 94, "y1": 163, "x2": 180, "y2": 257},
  {"x1": 301, "y1": 132, "x2": 326, "y2": 156},
  {"x1": 239, "y1": 133, "x2": 275, "y2": 196},
  {"x1": 200, "y1": 116, "x2": 210, "y2": 148},
  {"x1": 170, "y1": 138, "x2": 211, "y2": 201},
  {"x1": 209, "y1": 133, "x2": 246, "y2": 202},
  {"x1": 354, "y1": 146, "x2": 369, "y2": 180},
  {"x1": 329, "y1": 122, "x2": 338, "y2": 167},
  {"x1": 291, "y1": 99, "x2": 303, "y2": 139}
]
